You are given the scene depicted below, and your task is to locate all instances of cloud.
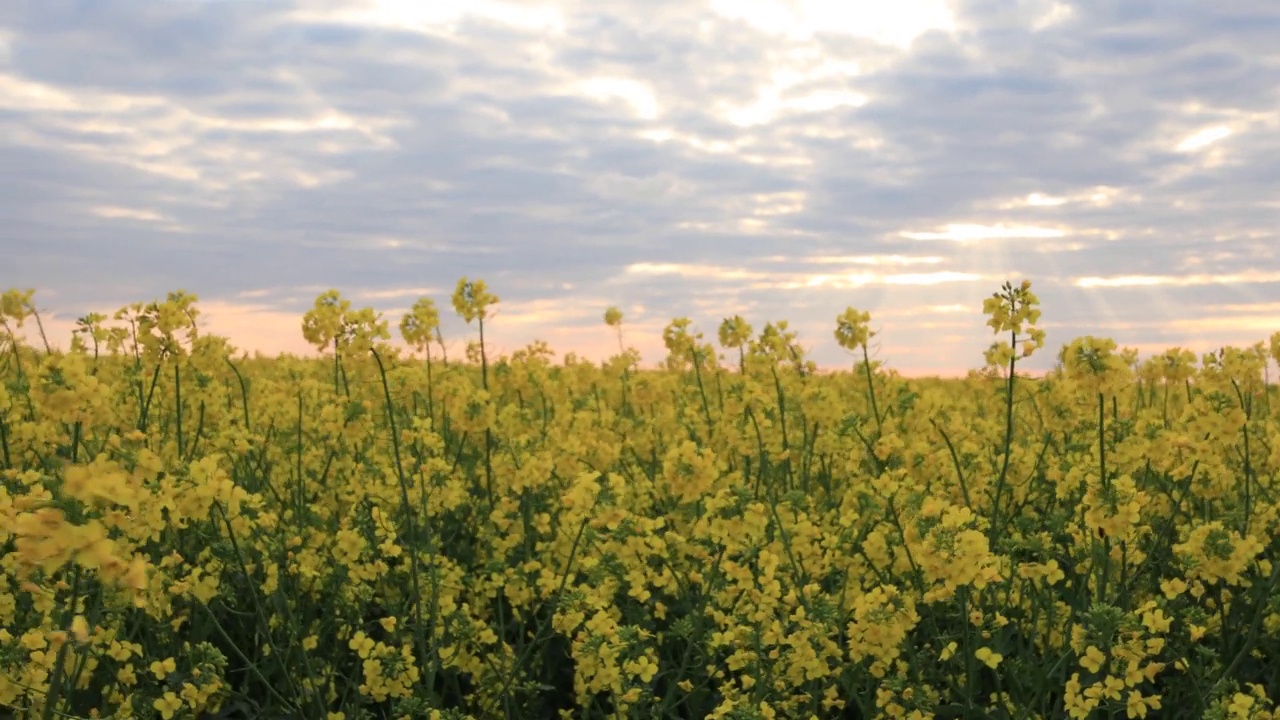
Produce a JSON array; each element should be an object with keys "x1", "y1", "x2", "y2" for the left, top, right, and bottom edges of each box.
[
  {"x1": 901, "y1": 224, "x2": 1069, "y2": 242},
  {"x1": 2, "y1": 0, "x2": 1278, "y2": 375},
  {"x1": 1074, "y1": 270, "x2": 1280, "y2": 289},
  {"x1": 1175, "y1": 125, "x2": 1233, "y2": 153}
]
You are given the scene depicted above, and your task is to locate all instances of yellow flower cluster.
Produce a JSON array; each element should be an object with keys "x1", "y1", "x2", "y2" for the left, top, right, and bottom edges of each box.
[{"x1": 2, "y1": 282, "x2": 1280, "y2": 719}]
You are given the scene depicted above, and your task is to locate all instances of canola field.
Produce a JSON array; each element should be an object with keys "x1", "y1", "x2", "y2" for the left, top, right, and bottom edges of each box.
[{"x1": 2, "y1": 281, "x2": 1280, "y2": 720}]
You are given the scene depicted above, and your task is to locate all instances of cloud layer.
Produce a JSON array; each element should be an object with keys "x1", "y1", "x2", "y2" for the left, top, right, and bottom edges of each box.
[{"x1": 3, "y1": 0, "x2": 1278, "y2": 373}]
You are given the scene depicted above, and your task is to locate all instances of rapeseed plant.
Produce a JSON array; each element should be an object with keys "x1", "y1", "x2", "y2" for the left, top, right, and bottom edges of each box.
[{"x1": 2, "y1": 279, "x2": 1280, "y2": 719}]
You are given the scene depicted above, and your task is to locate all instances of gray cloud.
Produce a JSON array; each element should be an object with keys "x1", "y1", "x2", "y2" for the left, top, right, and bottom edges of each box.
[{"x1": 2, "y1": 0, "x2": 1278, "y2": 372}]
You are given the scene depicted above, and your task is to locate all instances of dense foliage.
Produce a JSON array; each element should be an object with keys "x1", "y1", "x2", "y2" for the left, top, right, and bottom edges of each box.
[{"x1": 3, "y1": 282, "x2": 1280, "y2": 720}]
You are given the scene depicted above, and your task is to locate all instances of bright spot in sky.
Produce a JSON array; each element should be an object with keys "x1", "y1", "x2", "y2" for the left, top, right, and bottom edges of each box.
[
  {"x1": 346, "y1": 0, "x2": 566, "y2": 34},
  {"x1": 708, "y1": 0, "x2": 955, "y2": 48},
  {"x1": 579, "y1": 77, "x2": 662, "y2": 120},
  {"x1": 901, "y1": 224, "x2": 1067, "y2": 242},
  {"x1": 1176, "y1": 125, "x2": 1233, "y2": 152}
]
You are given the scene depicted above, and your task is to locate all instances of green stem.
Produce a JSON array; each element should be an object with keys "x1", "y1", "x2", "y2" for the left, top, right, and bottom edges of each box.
[
  {"x1": 770, "y1": 366, "x2": 794, "y2": 490},
  {"x1": 691, "y1": 345, "x2": 714, "y2": 436},
  {"x1": 990, "y1": 329, "x2": 1017, "y2": 544},
  {"x1": 226, "y1": 357, "x2": 252, "y2": 430},
  {"x1": 41, "y1": 566, "x2": 82, "y2": 720},
  {"x1": 1097, "y1": 392, "x2": 1111, "y2": 605},
  {"x1": 479, "y1": 316, "x2": 494, "y2": 513},
  {"x1": 369, "y1": 348, "x2": 430, "y2": 691},
  {"x1": 932, "y1": 419, "x2": 972, "y2": 510},
  {"x1": 174, "y1": 361, "x2": 184, "y2": 460},
  {"x1": 860, "y1": 342, "x2": 882, "y2": 434},
  {"x1": 139, "y1": 362, "x2": 163, "y2": 433}
]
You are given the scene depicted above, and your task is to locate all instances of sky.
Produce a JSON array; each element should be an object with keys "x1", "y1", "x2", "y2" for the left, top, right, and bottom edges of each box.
[{"x1": 2, "y1": 0, "x2": 1279, "y2": 376}]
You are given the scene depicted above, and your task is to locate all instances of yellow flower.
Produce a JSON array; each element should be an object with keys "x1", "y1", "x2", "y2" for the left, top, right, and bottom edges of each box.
[
  {"x1": 153, "y1": 691, "x2": 183, "y2": 719},
  {"x1": 400, "y1": 297, "x2": 442, "y2": 353},
  {"x1": 1228, "y1": 693, "x2": 1255, "y2": 719},
  {"x1": 70, "y1": 615, "x2": 91, "y2": 644},
  {"x1": 834, "y1": 307, "x2": 874, "y2": 350},
  {"x1": 1060, "y1": 335, "x2": 1130, "y2": 396},
  {"x1": 20, "y1": 630, "x2": 47, "y2": 651},
  {"x1": 1161, "y1": 578, "x2": 1187, "y2": 599},
  {"x1": 975, "y1": 646, "x2": 1003, "y2": 669},
  {"x1": 150, "y1": 657, "x2": 177, "y2": 680},
  {"x1": 603, "y1": 306, "x2": 623, "y2": 327},
  {"x1": 1141, "y1": 607, "x2": 1172, "y2": 634},
  {"x1": 1128, "y1": 690, "x2": 1161, "y2": 718},
  {"x1": 348, "y1": 631, "x2": 375, "y2": 659},
  {"x1": 1080, "y1": 646, "x2": 1106, "y2": 674},
  {"x1": 627, "y1": 655, "x2": 658, "y2": 683},
  {"x1": 451, "y1": 277, "x2": 499, "y2": 324}
]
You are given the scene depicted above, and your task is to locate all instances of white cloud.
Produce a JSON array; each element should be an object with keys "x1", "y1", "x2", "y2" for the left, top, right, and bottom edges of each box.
[
  {"x1": 708, "y1": 0, "x2": 954, "y2": 48},
  {"x1": 0, "y1": 72, "x2": 394, "y2": 190},
  {"x1": 766, "y1": 254, "x2": 945, "y2": 266},
  {"x1": 355, "y1": 287, "x2": 445, "y2": 300},
  {"x1": 298, "y1": 0, "x2": 567, "y2": 36},
  {"x1": 1031, "y1": 2, "x2": 1074, "y2": 31},
  {"x1": 1176, "y1": 125, "x2": 1233, "y2": 153},
  {"x1": 5, "y1": 0, "x2": 1280, "y2": 375},
  {"x1": 1075, "y1": 271, "x2": 1280, "y2": 288},
  {"x1": 901, "y1": 224, "x2": 1068, "y2": 242},
  {"x1": 92, "y1": 206, "x2": 166, "y2": 222},
  {"x1": 578, "y1": 77, "x2": 661, "y2": 120},
  {"x1": 1025, "y1": 192, "x2": 1067, "y2": 207},
  {"x1": 725, "y1": 87, "x2": 867, "y2": 127}
]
